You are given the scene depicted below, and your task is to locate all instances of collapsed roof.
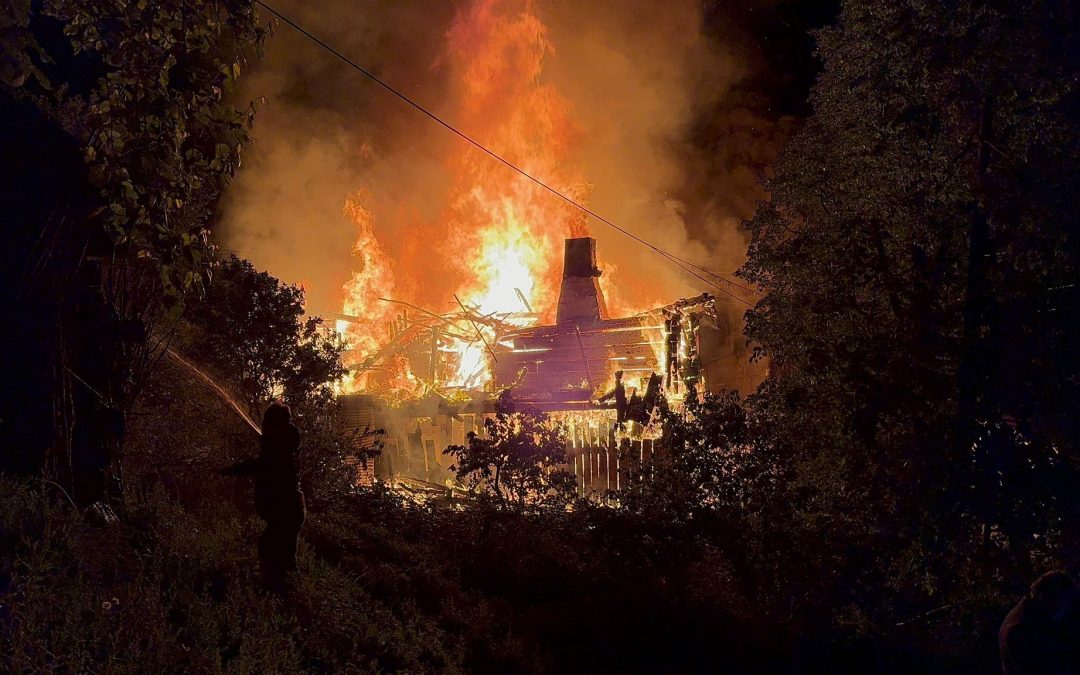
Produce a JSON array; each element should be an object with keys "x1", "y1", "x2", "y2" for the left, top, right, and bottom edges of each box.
[{"x1": 338, "y1": 236, "x2": 742, "y2": 412}]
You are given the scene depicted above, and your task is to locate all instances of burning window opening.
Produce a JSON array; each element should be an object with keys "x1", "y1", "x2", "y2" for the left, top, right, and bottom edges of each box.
[{"x1": 339, "y1": 237, "x2": 759, "y2": 495}]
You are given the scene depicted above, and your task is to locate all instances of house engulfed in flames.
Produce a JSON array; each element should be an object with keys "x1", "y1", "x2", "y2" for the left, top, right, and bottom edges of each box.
[{"x1": 339, "y1": 237, "x2": 758, "y2": 494}]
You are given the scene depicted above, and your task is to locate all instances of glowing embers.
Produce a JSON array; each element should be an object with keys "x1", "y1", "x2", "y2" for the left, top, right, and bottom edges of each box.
[
  {"x1": 552, "y1": 409, "x2": 618, "y2": 448},
  {"x1": 333, "y1": 294, "x2": 546, "y2": 404}
]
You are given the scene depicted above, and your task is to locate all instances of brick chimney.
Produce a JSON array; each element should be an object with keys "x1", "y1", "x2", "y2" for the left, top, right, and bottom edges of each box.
[{"x1": 556, "y1": 237, "x2": 609, "y2": 325}]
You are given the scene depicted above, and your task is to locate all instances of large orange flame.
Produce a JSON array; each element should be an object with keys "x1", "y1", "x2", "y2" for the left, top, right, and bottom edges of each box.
[
  {"x1": 443, "y1": 0, "x2": 590, "y2": 318},
  {"x1": 338, "y1": 0, "x2": 596, "y2": 398}
]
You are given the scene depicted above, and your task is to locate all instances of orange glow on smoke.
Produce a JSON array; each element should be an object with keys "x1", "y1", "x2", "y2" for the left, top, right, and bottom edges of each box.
[{"x1": 338, "y1": 0, "x2": 597, "y2": 397}]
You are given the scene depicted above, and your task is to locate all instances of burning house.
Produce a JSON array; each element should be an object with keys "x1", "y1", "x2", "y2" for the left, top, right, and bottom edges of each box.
[
  {"x1": 339, "y1": 236, "x2": 756, "y2": 493},
  {"x1": 221, "y1": 0, "x2": 769, "y2": 494}
]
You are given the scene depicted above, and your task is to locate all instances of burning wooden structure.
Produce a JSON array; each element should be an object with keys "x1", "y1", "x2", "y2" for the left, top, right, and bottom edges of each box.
[{"x1": 339, "y1": 237, "x2": 754, "y2": 493}]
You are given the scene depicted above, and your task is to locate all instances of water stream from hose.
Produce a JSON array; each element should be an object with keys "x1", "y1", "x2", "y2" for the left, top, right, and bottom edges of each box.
[{"x1": 165, "y1": 348, "x2": 262, "y2": 435}]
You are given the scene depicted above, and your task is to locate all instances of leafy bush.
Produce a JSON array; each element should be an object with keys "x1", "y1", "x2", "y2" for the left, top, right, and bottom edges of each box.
[{"x1": 444, "y1": 398, "x2": 576, "y2": 511}]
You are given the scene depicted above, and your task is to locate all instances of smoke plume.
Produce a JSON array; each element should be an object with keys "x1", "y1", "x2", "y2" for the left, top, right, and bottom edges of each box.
[{"x1": 219, "y1": 0, "x2": 805, "y2": 366}]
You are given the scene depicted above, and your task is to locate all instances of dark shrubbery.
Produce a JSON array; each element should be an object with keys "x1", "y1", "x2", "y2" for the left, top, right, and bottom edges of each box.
[{"x1": 0, "y1": 386, "x2": 1041, "y2": 673}]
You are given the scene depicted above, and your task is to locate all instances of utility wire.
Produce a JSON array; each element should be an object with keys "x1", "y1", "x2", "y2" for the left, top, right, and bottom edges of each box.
[
  {"x1": 254, "y1": 0, "x2": 761, "y2": 304},
  {"x1": 649, "y1": 249, "x2": 755, "y2": 306}
]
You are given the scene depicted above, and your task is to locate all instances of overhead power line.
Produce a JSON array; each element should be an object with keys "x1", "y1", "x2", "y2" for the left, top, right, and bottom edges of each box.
[{"x1": 253, "y1": 0, "x2": 760, "y2": 307}]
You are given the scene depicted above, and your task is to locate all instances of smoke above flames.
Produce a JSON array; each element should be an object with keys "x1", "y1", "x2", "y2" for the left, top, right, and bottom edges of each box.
[{"x1": 219, "y1": 0, "x2": 814, "y2": 388}]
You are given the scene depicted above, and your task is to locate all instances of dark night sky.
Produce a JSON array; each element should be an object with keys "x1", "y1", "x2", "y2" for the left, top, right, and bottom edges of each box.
[
  {"x1": 671, "y1": 0, "x2": 841, "y2": 254},
  {"x1": 702, "y1": 0, "x2": 840, "y2": 117}
]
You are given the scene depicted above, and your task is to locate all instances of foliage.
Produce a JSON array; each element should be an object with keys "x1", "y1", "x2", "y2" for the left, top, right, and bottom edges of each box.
[
  {"x1": 444, "y1": 398, "x2": 576, "y2": 511},
  {"x1": 170, "y1": 254, "x2": 364, "y2": 509},
  {"x1": 299, "y1": 405, "x2": 384, "y2": 510},
  {"x1": 621, "y1": 390, "x2": 760, "y2": 523},
  {"x1": 737, "y1": 0, "x2": 1080, "y2": 647},
  {"x1": 0, "y1": 474, "x2": 465, "y2": 674},
  {"x1": 182, "y1": 254, "x2": 346, "y2": 414},
  {"x1": 1, "y1": 0, "x2": 268, "y2": 307},
  {"x1": 5, "y1": 1, "x2": 1077, "y2": 672},
  {"x1": 0, "y1": 0, "x2": 269, "y2": 502}
]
